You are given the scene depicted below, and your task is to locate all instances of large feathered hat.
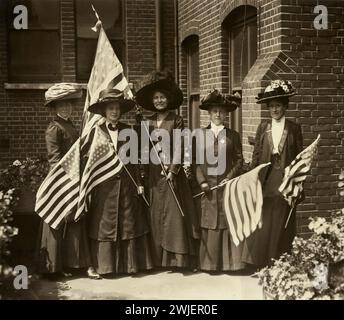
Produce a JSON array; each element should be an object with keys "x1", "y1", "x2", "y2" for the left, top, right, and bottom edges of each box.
[
  {"x1": 88, "y1": 88, "x2": 136, "y2": 115},
  {"x1": 45, "y1": 83, "x2": 83, "y2": 107},
  {"x1": 199, "y1": 89, "x2": 241, "y2": 112},
  {"x1": 256, "y1": 80, "x2": 296, "y2": 104},
  {"x1": 135, "y1": 70, "x2": 183, "y2": 111}
]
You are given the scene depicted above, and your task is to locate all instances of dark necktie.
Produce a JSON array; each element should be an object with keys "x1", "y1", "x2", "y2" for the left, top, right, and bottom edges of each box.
[{"x1": 108, "y1": 123, "x2": 118, "y2": 131}]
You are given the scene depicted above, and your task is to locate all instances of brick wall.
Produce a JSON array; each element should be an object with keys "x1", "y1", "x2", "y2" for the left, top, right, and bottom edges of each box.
[
  {"x1": 0, "y1": 0, "x2": 176, "y2": 166},
  {"x1": 178, "y1": 0, "x2": 344, "y2": 235}
]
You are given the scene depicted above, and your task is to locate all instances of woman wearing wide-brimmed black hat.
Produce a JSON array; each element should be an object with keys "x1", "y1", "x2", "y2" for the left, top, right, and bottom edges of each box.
[
  {"x1": 135, "y1": 70, "x2": 199, "y2": 269},
  {"x1": 242, "y1": 80, "x2": 303, "y2": 267},
  {"x1": 38, "y1": 83, "x2": 100, "y2": 279},
  {"x1": 194, "y1": 89, "x2": 245, "y2": 272},
  {"x1": 86, "y1": 88, "x2": 153, "y2": 276}
]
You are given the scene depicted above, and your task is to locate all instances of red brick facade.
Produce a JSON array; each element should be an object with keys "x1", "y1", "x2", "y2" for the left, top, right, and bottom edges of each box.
[
  {"x1": 0, "y1": 0, "x2": 175, "y2": 165},
  {"x1": 0, "y1": 0, "x2": 343, "y2": 236},
  {"x1": 178, "y1": 0, "x2": 344, "y2": 235}
]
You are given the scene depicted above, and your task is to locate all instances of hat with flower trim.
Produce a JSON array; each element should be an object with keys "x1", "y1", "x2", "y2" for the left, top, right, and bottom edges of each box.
[{"x1": 256, "y1": 80, "x2": 296, "y2": 104}]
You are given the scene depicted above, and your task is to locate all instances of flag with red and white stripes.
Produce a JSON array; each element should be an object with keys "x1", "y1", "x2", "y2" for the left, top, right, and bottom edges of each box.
[
  {"x1": 278, "y1": 134, "x2": 320, "y2": 207},
  {"x1": 35, "y1": 24, "x2": 132, "y2": 229},
  {"x1": 223, "y1": 163, "x2": 270, "y2": 246}
]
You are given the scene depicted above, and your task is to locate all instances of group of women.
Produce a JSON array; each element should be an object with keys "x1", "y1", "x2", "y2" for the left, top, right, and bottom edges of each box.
[{"x1": 37, "y1": 72, "x2": 303, "y2": 280}]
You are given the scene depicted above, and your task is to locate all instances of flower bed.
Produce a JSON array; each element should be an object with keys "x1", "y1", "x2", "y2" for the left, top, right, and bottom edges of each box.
[
  {"x1": 258, "y1": 171, "x2": 344, "y2": 300},
  {"x1": 0, "y1": 158, "x2": 48, "y2": 298}
]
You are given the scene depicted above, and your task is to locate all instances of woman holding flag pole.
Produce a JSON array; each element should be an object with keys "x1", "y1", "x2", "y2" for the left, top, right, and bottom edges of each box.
[
  {"x1": 242, "y1": 80, "x2": 304, "y2": 267},
  {"x1": 193, "y1": 89, "x2": 245, "y2": 272},
  {"x1": 85, "y1": 88, "x2": 153, "y2": 277},
  {"x1": 135, "y1": 70, "x2": 200, "y2": 270}
]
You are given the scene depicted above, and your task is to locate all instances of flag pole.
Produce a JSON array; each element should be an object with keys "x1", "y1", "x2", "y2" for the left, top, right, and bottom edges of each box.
[
  {"x1": 140, "y1": 115, "x2": 186, "y2": 217},
  {"x1": 193, "y1": 180, "x2": 229, "y2": 199},
  {"x1": 114, "y1": 149, "x2": 150, "y2": 207},
  {"x1": 284, "y1": 200, "x2": 295, "y2": 229}
]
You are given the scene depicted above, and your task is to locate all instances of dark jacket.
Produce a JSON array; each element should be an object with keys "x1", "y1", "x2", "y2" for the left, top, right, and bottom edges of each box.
[
  {"x1": 144, "y1": 112, "x2": 199, "y2": 254},
  {"x1": 251, "y1": 119, "x2": 303, "y2": 170},
  {"x1": 45, "y1": 117, "x2": 79, "y2": 168},
  {"x1": 87, "y1": 122, "x2": 149, "y2": 242},
  {"x1": 194, "y1": 125, "x2": 243, "y2": 229}
]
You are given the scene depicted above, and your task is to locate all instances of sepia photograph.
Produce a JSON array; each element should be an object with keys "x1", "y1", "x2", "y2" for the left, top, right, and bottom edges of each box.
[{"x1": 0, "y1": 0, "x2": 343, "y2": 305}]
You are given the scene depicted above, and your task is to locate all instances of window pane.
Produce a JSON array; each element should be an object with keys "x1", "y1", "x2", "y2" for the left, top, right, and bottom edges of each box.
[
  {"x1": 232, "y1": 26, "x2": 248, "y2": 88},
  {"x1": 231, "y1": 19, "x2": 257, "y2": 89},
  {"x1": 188, "y1": 42, "x2": 200, "y2": 94},
  {"x1": 76, "y1": 0, "x2": 123, "y2": 39},
  {"x1": 9, "y1": 31, "x2": 60, "y2": 81},
  {"x1": 190, "y1": 95, "x2": 200, "y2": 130},
  {"x1": 9, "y1": 0, "x2": 59, "y2": 29},
  {"x1": 76, "y1": 39, "x2": 125, "y2": 81}
]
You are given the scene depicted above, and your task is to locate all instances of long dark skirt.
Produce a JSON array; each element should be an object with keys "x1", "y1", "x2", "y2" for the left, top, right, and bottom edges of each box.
[
  {"x1": 90, "y1": 234, "x2": 153, "y2": 275},
  {"x1": 242, "y1": 196, "x2": 293, "y2": 266},
  {"x1": 148, "y1": 165, "x2": 199, "y2": 268},
  {"x1": 38, "y1": 220, "x2": 91, "y2": 274},
  {"x1": 199, "y1": 228, "x2": 245, "y2": 271}
]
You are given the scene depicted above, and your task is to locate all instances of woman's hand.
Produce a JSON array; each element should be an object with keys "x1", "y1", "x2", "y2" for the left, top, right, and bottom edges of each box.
[
  {"x1": 166, "y1": 171, "x2": 176, "y2": 182},
  {"x1": 137, "y1": 186, "x2": 145, "y2": 195}
]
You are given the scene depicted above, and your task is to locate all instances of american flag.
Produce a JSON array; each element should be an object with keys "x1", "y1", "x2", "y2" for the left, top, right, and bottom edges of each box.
[
  {"x1": 35, "y1": 24, "x2": 132, "y2": 229},
  {"x1": 223, "y1": 163, "x2": 270, "y2": 246},
  {"x1": 278, "y1": 134, "x2": 320, "y2": 207}
]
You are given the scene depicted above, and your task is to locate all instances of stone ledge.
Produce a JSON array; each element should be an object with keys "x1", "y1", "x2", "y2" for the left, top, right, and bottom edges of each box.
[{"x1": 4, "y1": 83, "x2": 87, "y2": 90}]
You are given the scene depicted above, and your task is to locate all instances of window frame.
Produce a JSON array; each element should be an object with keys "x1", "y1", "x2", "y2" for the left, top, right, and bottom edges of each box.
[
  {"x1": 185, "y1": 36, "x2": 200, "y2": 130},
  {"x1": 7, "y1": 0, "x2": 62, "y2": 82},
  {"x1": 228, "y1": 9, "x2": 258, "y2": 134},
  {"x1": 75, "y1": 0, "x2": 126, "y2": 81}
]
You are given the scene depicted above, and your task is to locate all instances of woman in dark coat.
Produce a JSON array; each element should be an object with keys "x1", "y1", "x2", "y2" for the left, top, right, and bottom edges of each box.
[
  {"x1": 242, "y1": 80, "x2": 303, "y2": 267},
  {"x1": 86, "y1": 88, "x2": 153, "y2": 276},
  {"x1": 38, "y1": 83, "x2": 99, "y2": 279},
  {"x1": 194, "y1": 89, "x2": 244, "y2": 272},
  {"x1": 135, "y1": 71, "x2": 199, "y2": 269}
]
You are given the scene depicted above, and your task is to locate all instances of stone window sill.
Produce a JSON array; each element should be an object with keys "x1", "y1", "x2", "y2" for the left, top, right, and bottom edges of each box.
[{"x1": 4, "y1": 83, "x2": 87, "y2": 90}]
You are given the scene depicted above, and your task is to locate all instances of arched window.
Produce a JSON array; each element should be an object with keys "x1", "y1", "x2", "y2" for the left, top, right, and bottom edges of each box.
[
  {"x1": 182, "y1": 35, "x2": 200, "y2": 130},
  {"x1": 224, "y1": 5, "x2": 258, "y2": 133}
]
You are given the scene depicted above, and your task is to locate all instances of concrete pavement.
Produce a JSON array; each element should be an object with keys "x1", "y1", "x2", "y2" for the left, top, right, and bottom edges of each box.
[{"x1": 27, "y1": 270, "x2": 263, "y2": 300}]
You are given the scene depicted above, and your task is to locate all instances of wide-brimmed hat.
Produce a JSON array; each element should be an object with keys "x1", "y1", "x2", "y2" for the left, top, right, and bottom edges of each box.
[
  {"x1": 88, "y1": 88, "x2": 136, "y2": 115},
  {"x1": 135, "y1": 70, "x2": 183, "y2": 111},
  {"x1": 199, "y1": 89, "x2": 241, "y2": 112},
  {"x1": 45, "y1": 83, "x2": 83, "y2": 107},
  {"x1": 256, "y1": 80, "x2": 296, "y2": 104}
]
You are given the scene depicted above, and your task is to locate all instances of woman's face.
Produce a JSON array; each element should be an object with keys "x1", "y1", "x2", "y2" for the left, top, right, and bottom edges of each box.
[
  {"x1": 268, "y1": 99, "x2": 287, "y2": 121},
  {"x1": 209, "y1": 106, "x2": 227, "y2": 126},
  {"x1": 105, "y1": 102, "x2": 121, "y2": 123},
  {"x1": 153, "y1": 91, "x2": 168, "y2": 111},
  {"x1": 55, "y1": 100, "x2": 73, "y2": 119}
]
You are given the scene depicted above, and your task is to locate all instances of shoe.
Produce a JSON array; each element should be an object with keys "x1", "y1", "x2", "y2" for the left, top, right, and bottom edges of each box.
[{"x1": 87, "y1": 267, "x2": 102, "y2": 280}]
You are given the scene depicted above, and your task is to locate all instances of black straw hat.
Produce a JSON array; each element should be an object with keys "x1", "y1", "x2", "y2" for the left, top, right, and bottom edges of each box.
[
  {"x1": 135, "y1": 70, "x2": 183, "y2": 111},
  {"x1": 88, "y1": 88, "x2": 136, "y2": 115},
  {"x1": 199, "y1": 89, "x2": 241, "y2": 112}
]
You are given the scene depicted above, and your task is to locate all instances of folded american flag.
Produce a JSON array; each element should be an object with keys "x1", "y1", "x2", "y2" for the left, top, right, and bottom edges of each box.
[
  {"x1": 278, "y1": 134, "x2": 320, "y2": 207},
  {"x1": 223, "y1": 163, "x2": 270, "y2": 246}
]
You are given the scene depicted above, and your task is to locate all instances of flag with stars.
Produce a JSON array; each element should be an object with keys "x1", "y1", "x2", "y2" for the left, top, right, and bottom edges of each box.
[
  {"x1": 81, "y1": 25, "x2": 133, "y2": 146},
  {"x1": 75, "y1": 125, "x2": 123, "y2": 220},
  {"x1": 35, "y1": 24, "x2": 131, "y2": 229},
  {"x1": 278, "y1": 134, "x2": 320, "y2": 206},
  {"x1": 35, "y1": 140, "x2": 81, "y2": 229}
]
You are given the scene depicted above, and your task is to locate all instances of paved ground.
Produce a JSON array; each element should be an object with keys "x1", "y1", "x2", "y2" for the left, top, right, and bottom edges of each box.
[{"x1": 24, "y1": 270, "x2": 263, "y2": 300}]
